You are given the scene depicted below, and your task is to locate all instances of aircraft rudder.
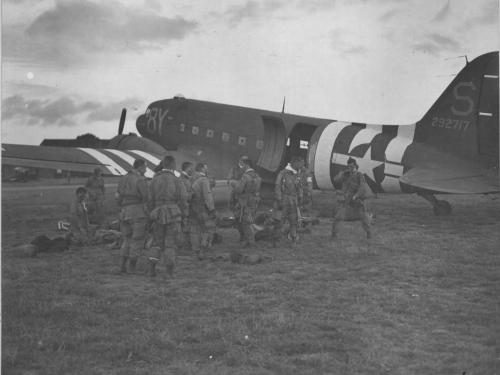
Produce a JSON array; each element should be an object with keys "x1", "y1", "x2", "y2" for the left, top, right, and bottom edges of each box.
[{"x1": 415, "y1": 51, "x2": 498, "y2": 160}]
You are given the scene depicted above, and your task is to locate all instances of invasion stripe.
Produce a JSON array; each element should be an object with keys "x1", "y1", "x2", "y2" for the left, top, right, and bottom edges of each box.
[
  {"x1": 78, "y1": 148, "x2": 127, "y2": 176},
  {"x1": 333, "y1": 124, "x2": 364, "y2": 155},
  {"x1": 385, "y1": 124, "x2": 416, "y2": 164},
  {"x1": 314, "y1": 121, "x2": 351, "y2": 190},
  {"x1": 479, "y1": 112, "x2": 493, "y2": 117},
  {"x1": 348, "y1": 125, "x2": 383, "y2": 152},
  {"x1": 129, "y1": 150, "x2": 161, "y2": 166},
  {"x1": 129, "y1": 150, "x2": 181, "y2": 177},
  {"x1": 484, "y1": 75, "x2": 498, "y2": 79},
  {"x1": 384, "y1": 163, "x2": 404, "y2": 177},
  {"x1": 106, "y1": 149, "x2": 155, "y2": 178}
]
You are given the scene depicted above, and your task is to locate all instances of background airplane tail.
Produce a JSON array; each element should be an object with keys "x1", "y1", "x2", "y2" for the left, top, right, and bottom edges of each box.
[{"x1": 415, "y1": 51, "x2": 498, "y2": 164}]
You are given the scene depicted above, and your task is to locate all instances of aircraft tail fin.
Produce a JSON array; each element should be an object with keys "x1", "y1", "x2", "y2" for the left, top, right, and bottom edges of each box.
[{"x1": 415, "y1": 51, "x2": 498, "y2": 163}]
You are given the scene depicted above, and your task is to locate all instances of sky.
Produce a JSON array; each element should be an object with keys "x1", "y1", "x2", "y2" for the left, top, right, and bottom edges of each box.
[{"x1": 1, "y1": 0, "x2": 498, "y2": 145}]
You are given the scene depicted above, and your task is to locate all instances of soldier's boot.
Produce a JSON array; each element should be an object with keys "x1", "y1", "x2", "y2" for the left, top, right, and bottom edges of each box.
[
  {"x1": 120, "y1": 256, "x2": 129, "y2": 274},
  {"x1": 148, "y1": 260, "x2": 157, "y2": 278},
  {"x1": 242, "y1": 225, "x2": 255, "y2": 248},
  {"x1": 330, "y1": 223, "x2": 338, "y2": 240},
  {"x1": 129, "y1": 257, "x2": 137, "y2": 273},
  {"x1": 165, "y1": 263, "x2": 175, "y2": 278},
  {"x1": 230, "y1": 249, "x2": 243, "y2": 263},
  {"x1": 237, "y1": 225, "x2": 245, "y2": 242},
  {"x1": 197, "y1": 247, "x2": 207, "y2": 260}
]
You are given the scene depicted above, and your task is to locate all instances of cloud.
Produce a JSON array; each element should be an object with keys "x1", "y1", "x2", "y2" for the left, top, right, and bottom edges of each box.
[
  {"x1": 2, "y1": 81, "x2": 60, "y2": 97},
  {"x1": 465, "y1": 0, "x2": 498, "y2": 27},
  {"x1": 433, "y1": 0, "x2": 451, "y2": 22},
  {"x1": 379, "y1": 9, "x2": 400, "y2": 22},
  {"x1": 87, "y1": 98, "x2": 142, "y2": 122},
  {"x1": 3, "y1": 0, "x2": 197, "y2": 67},
  {"x1": 2, "y1": 95, "x2": 142, "y2": 127},
  {"x1": 296, "y1": 0, "x2": 337, "y2": 12},
  {"x1": 330, "y1": 28, "x2": 367, "y2": 56},
  {"x1": 224, "y1": 0, "x2": 285, "y2": 24},
  {"x1": 412, "y1": 33, "x2": 460, "y2": 56}
]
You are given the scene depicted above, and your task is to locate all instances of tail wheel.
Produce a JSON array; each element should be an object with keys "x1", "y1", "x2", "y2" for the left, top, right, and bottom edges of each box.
[{"x1": 433, "y1": 200, "x2": 452, "y2": 216}]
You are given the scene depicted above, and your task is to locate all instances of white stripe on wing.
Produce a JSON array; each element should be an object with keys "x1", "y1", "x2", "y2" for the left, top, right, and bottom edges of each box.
[
  {"x1": 106, "y1": 149, "x2": 155, "y2": 178},
  {"x1": 78, "y1": 148, "x2": 127, "y2": 175}
]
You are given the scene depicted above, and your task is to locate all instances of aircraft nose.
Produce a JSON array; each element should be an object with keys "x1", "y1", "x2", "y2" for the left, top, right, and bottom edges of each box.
[{"x1": 136, "y1": 114, "x2": 147, "y2": 136}]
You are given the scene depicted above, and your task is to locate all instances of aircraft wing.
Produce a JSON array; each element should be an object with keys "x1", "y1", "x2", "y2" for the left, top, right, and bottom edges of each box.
[
  {"x1": 400, "y1": 165, "x2": 499, "y2": 194},
  {"x1": 1, "y1": 144, "x2": 164, "y2": 179}
]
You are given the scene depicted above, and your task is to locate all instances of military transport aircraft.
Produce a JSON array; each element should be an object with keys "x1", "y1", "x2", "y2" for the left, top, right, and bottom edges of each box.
[{"x1": 2, "y1": 51, "x2": 498, "y2": 215}]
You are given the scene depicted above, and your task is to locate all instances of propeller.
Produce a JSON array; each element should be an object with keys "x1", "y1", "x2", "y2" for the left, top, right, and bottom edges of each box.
[{"x1": 118, "y1": 108, "x2": 127, "y2": 135}]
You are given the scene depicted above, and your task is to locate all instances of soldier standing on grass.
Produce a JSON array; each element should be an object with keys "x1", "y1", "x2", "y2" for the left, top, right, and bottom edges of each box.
[
  {"x1": 331, "y1": 157, "x2": 372, "y2": 240},
  {"x1": 85, "y1": 167, "x2": 105, "y2": 226},
  {"x1": 227, "y1": 155, "x2": 249, "y2": 241},
  {"x1": 115, "y1": 159, "x2": 149, "y2": 274},
  {"x1": 189, "y1": 163, "x2": 217, "y2": 260},
  {"x1": 179, "y1": 161, "x2": 194, "y2": 250},
  {"x1": 297, "y1": 158, "x2": 313, "y2": 214},
  {"x1": 69, "y1": 187, "x2": 90, "y2": 246},
  {"x1": 275, "y1": 156, "x2": 303, "y2": 244},
  {"x1": 148, "y1": 156, "x2": 188, "y2": 278},
  {"x1": 230, "y1": 158, "x2": 261, "y2": 248}
]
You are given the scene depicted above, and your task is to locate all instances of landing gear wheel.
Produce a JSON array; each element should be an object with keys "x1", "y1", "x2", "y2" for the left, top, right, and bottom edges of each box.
[{"x1": 433, "y1": 200, "x2": 452, "y2": 216}]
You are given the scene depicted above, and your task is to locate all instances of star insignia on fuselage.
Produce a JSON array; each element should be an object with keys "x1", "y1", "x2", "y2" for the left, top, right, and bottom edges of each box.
[{"x1": 331, "y1": 144, "x2": 385, "y2": 184}]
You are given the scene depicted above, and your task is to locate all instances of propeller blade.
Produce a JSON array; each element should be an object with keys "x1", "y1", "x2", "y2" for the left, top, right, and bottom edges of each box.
[{"x1": 118, "y1": 108, "x2": 127, "y2": 135}]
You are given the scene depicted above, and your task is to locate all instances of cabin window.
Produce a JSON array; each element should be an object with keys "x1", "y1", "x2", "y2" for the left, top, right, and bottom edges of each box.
[
  {"x1": 222, "y1": 132, "x2": 230, "y2": 142},
  {"x1": 206, "y1": 129, "x2": 214, "y2": 138},
  {"x1": 238, "y1": 136, "x2": 247, "y2": 146},
  {"x1": 256, "y1": 140, "x2": 264, "y2": 149},
  {"x1": 179, "y1": 123, "x2": 186, "y2": 132},
  {"x1": 192, "y1": 126, "x2": 199, "y2": 135}
]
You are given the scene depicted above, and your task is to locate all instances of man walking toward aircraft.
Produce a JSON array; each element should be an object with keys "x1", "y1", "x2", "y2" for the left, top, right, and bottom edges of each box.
[
  {"x1": 227, "y1": 155, "x2": 249, "y2": 241},
  {"x1": 85, "y1": 167, "x2": 105, "y2": 226},
  {"x1": 275, "y1": 156, "x2": 303, "y2": 244},
  {"x1": 115, "y1": 158, "x2": 149, "y2": 274},
  {"x1": 148, "y1": 156, "x2": 188, "y2": 278},
  {"x1": 230, "y1": 158, "x2": 261, "y2": 248},
  {"x1": 190, "y1": 163, "x2": 216, "y2": 260},
  {"x1": 178, "y1": 161, "x2": 194, "y2": 250},
  {"x1": 331, "y1": 157, "x2": 372, "y2": 239}
]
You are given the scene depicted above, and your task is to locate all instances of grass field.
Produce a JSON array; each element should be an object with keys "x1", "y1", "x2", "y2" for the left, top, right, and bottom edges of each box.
[{"x1": 2, "y1": 185, "x2": 499, "y2": 374}]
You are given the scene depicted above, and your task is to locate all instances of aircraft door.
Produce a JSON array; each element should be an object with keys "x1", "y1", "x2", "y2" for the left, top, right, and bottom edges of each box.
[{"x1": 257, "y1": 115, "x2": 287, "y2": 172}]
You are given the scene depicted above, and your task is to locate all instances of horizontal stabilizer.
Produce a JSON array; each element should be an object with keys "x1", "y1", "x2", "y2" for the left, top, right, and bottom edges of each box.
[{"x1": 400, "y1": 166, "x2": 499, "y2": 194}]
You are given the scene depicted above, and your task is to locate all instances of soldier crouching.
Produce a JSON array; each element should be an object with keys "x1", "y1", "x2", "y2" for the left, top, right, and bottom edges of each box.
[
  {"x1": 148, "y1": 155, "x2": 188, "y2": 278},
  {"x1": 331, "y1": 157, "x2": 372, "y2": 239}
]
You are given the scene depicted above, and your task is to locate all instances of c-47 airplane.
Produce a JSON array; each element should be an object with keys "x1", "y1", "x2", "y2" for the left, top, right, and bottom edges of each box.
[{"x1": 2, "y1": 51, "x2": 498, "y2": 215}]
